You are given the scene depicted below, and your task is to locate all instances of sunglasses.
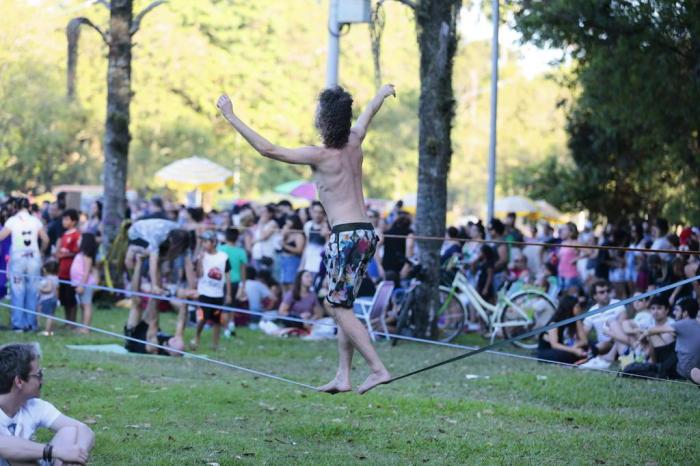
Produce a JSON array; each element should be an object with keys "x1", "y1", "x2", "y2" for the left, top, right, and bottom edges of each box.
[{"x1": 28, "y1": 369, "x2": 43, "y2": 380}]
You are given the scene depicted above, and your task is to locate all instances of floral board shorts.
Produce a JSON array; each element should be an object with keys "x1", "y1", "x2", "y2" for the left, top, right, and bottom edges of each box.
[{"x1": 324, "y1": 223, "x2": 379, "y2": 308}]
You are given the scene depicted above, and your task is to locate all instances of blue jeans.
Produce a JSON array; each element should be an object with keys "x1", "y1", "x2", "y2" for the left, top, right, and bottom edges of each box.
[{"x1": 9, "y1": 251, "x2": 41, "y2": 330}]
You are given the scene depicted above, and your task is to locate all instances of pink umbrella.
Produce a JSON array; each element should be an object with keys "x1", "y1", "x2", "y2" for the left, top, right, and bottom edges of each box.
[{"x1": 274, "y1": 180, "x2": 318, "y2": 200}]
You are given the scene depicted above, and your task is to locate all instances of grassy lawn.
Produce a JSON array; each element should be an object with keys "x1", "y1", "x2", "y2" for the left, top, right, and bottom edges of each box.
[{"x1": 1, "y1": 306, "x2": 698, "y2": 465}]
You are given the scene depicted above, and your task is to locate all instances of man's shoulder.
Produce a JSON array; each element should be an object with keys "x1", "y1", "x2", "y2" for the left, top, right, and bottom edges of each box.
[{"x1": 23, "y1": 398, "x2": 61, "y2": 419}]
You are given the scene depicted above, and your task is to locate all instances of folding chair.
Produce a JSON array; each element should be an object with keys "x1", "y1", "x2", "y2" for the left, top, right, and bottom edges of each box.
[{"x1": 353, "y1": 280, "x2": 395, "y2": 341}]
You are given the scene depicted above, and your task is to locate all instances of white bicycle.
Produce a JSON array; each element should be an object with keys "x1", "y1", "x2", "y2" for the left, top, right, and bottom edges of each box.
[{"x1": 436, "y1": 269, "x2": 557, "y2": 349}]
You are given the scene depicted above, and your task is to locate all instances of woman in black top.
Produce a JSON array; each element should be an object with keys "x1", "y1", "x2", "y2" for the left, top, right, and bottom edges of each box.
[{"x1": 536, "y1": 295, "x2": 588, "y2": 364}]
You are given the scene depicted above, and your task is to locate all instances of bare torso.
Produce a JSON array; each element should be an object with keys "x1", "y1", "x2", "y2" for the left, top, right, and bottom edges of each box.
[{"x1": 312, "y1": 133, "x2": 368, "y2": 227}]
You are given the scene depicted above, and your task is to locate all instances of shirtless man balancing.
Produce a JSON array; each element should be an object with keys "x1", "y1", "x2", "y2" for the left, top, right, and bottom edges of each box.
[{"x1": 217, "y1": 84, "x2": 395, "y2": 394}]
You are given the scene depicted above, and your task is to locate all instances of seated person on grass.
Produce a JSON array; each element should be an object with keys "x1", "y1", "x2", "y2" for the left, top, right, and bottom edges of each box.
[
  {"x1": 643, "y1": 297, "x2": 700, "y2": 384},
  {"x1": 278, "y1": 270, "x2": 324, "y2": 327},
  {"x1": 536, "y1": 295, "x2": 588, "y2": 365},
  {"x1": 579, "y1": 280, "x2": 625, "y2": 370},
  {"x1": 633, "y1": 296, "x2": 676, "y2": 376},
  {"x1": 592, "y1": 293, "x2": 659, "y2": 368},
  {"x1": 0, "y1": 343, "x2": 94, "y2": 465},
  {"x1": 124, "y1": 254, "x2": 194, "y2": 356}
]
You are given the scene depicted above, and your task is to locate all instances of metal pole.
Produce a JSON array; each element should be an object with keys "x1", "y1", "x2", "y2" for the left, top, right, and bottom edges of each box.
[
  {"x1": 486, "y1": 0, "x2": 499, "y2": 223},
  {"x1": 326, "y1": 0, "x2": 340, "y2": 88}
]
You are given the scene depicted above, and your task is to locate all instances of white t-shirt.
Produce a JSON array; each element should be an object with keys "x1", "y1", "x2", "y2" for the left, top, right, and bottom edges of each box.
[
  {"x1": 251, "y1": 221, "x2": 279, "y2": 261},
  {"x1": 4, "y1": 211, "x2": 43, "y2": 254},
  {"x1": 301, "y1": 221, "x2": 325, "y2": 273},
  {"x1": 244, "y1": 280, "x2": 272, "y2": 312},
  {"x1": 651, "y1": 236, "x2": 673, "y2": 261},
  {"x1": 0, "y1": 398, "x2": 61, "y2": 440},
  {"x1": 633, "y1": 311, "x2": 655, "y2": 331},
  {"x1": 583, "y1": 299, "x2": 624, "y2": 343},
  {"x1": 197, "y1": 251, "x2": 230, "y2": 298}
]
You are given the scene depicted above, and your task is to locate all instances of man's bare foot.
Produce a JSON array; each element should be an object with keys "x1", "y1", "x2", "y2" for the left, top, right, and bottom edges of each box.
[
  {"x1": 356, "y1": 370, "x2": 391, "y2": 395},
  {"x1": 690, "y1": 367, "x2": 700, "y2": 386},
  {"x1": 317, "y1": 378, "x2": 352, "y2": 394}
]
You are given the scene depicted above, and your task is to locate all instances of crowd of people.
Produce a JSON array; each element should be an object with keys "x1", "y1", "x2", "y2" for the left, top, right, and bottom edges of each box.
[{"x1": 0, "y1": 192, "x2": 698, "y2": 384}]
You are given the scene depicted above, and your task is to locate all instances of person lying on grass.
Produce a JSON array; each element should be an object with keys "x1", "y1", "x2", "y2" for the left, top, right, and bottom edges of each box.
[
  {"x1": 124, "y1": 253, "x2": 195, "y2": 356},
  {"x1": 0, "y1": 343, "x2": 94, "y2": 465}
]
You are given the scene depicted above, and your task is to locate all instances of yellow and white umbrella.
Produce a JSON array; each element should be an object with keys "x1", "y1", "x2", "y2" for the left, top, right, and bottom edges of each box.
[
  {"x1": 154, "y1": 156, "x2": 234, "y2": 192},
  {"x1": 534, "y1": 199, "x2": 563, "y2": 221},
  {"x1": 494, "y1": 195, "x2": 538, "y2": 216}
]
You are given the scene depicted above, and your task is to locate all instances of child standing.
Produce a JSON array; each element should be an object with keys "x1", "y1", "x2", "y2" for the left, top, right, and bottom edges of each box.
[
  {"x1": 56, "y1": 209, "x2": 81, "y2": 325},
  {"x1": 191, "y1": 231, "x2": 232, "y2": 351},
  {"x1": 38, "y1": 260, "x2": 59, "y2": 336},
  {"x1": 70, "y1": 233, "x2": 99, "y2": 334},
  {"x1": 218, "y1": 228, "x2": 248, "y2": 337}
]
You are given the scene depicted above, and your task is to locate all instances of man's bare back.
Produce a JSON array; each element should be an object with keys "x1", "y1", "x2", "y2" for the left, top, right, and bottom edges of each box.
[{"x1": 311, "y1": 133, "x2": 367, "y2": 227}]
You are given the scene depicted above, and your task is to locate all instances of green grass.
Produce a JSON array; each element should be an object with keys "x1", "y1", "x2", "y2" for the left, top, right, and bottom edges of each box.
[{"x1": 2, "y1": 307, "x2": 698, "y2": 465}]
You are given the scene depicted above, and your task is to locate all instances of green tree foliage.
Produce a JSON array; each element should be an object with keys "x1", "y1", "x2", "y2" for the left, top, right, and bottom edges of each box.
[
  {"x1": 4, "y1": 0, "x2": 568, "y2": 215},
  {"x1": 513, "y1": 0, "x2": 700, "y2": 223}
]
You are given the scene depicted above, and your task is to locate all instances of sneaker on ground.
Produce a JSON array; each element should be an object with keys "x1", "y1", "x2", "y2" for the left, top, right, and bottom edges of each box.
[{"x1": 579, "y1": 356, "x2": 611, "y2": 370}]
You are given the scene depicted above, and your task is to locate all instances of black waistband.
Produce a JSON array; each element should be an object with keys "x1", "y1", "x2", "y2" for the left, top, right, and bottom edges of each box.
[{"x1": 331, "y1": 222, "x2": 374, "y2": 233}]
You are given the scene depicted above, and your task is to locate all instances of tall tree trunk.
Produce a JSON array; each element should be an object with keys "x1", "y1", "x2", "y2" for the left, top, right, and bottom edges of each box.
[
  {"x1": 102, "y1": 0, "x2": 133, "y2": 251},
  {"x1": 413, "y1": 0, "x2": 460, "y2": 338}
]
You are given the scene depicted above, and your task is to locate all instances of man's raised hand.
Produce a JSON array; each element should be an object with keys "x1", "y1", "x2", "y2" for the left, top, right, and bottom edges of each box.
[
  {"x1": 379, "y1": 84, "x2": 396, "y2": 99},
  {"x1": 216, "y1": 94, "x2": 234, "y2": 117}
]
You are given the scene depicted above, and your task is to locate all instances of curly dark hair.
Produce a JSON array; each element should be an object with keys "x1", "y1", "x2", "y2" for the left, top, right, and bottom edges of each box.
[{"x1": 315, "y1": 86, "x2": 353, "y2": 149}]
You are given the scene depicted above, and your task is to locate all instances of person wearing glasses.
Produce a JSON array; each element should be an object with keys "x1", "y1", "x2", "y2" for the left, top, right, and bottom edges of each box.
[
  {"x1": 0, "y1": 343, "x2": 94, "y2": 465},
  {"x1": 580, "y1": 280, "x2": 625, "y2": 369}
]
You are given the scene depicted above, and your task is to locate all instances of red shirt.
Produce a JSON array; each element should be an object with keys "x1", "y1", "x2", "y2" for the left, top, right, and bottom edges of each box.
[{"x1": 58, "y1": 229, "x2": 81, "y2": 279}]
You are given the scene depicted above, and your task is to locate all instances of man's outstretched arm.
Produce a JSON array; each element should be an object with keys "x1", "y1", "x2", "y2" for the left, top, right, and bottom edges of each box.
[
  {"x1": 217, "y1": 95, "x2": 323, "y2": 165},
  {"x1": 350, "y1": 84, "x2": 396, "y2": 142}
]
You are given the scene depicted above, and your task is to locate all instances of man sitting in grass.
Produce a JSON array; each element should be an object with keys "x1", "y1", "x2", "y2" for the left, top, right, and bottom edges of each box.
[
  {"x1": 644, "y1": 297, "x2": 700, "y2": 384},
  {"x1": 0, "y1": 343, "x2": 94, "y2": 465}
]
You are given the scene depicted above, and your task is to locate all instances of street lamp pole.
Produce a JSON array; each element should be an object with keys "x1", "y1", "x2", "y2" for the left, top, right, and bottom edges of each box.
[
  {"x1": 486, "y1": 0, "x2": 499, "y2": 223},
  {"x1": 326, "y1": 0, "x2": 340, "y2": 88}
]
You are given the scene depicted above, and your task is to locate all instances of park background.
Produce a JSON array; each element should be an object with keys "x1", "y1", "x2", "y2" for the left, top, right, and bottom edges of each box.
[
  {"x1": 2, "y1": 0, "x2": 572, "y2": 221},
  {"x1": 2, "y1": 1, "x2": 700, "y2": 464}
]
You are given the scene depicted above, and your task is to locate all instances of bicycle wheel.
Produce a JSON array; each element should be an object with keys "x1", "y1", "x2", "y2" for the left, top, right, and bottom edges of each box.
[
  {"x1": 392, "y1": 287, "x2": 418, "y2": 346},
  {"x1": 436, "y1": 287, "x2": 467, "y2": 342},
  {"x1": 499, "y1": 291, "x2": 556, "y2": 349}
]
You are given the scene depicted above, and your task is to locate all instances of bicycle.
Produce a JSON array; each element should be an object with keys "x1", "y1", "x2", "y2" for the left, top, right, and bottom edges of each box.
[{"x1": 436, "y1": 268, "x2": 557, "y2": 348}]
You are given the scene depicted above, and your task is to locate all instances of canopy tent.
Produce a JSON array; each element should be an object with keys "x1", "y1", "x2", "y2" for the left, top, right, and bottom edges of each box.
[
  {"x1": 273, "y1": 179, "x2": 318, "y2": 201},
  {"x1": 154, "y1": 156, "x2": 234, "y2": 192}
]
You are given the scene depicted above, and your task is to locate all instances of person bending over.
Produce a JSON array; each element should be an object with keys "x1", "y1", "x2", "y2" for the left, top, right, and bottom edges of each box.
[
  {"x1": 0, "y1": 343, "x2": 94, "y2": 465},
  {"x1": 124, "y1": 254, "x2": 193, "y2": 356},
  {"x1": 124, "y1": 218, "x2": 195, "y2": 295},
  {"x1": 217, "y1": 84, "x2": 396, "y2": 393}
]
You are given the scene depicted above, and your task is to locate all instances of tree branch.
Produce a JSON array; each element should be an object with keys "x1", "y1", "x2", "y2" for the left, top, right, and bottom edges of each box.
[
  {"x1": 392, "y1": 0, "x2": 416, "y2": 9},
  {"x1": 130, "y1": 0, "x2": 166, "y2": 36},
  {"x1": 68, "y1": 16, "x2": 109, "y2": 46}
]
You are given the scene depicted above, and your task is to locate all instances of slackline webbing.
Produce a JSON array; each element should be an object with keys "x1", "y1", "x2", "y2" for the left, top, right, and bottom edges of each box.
[{"x1": 0, "y1": 301, "x2": 317, "y2": 390}]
